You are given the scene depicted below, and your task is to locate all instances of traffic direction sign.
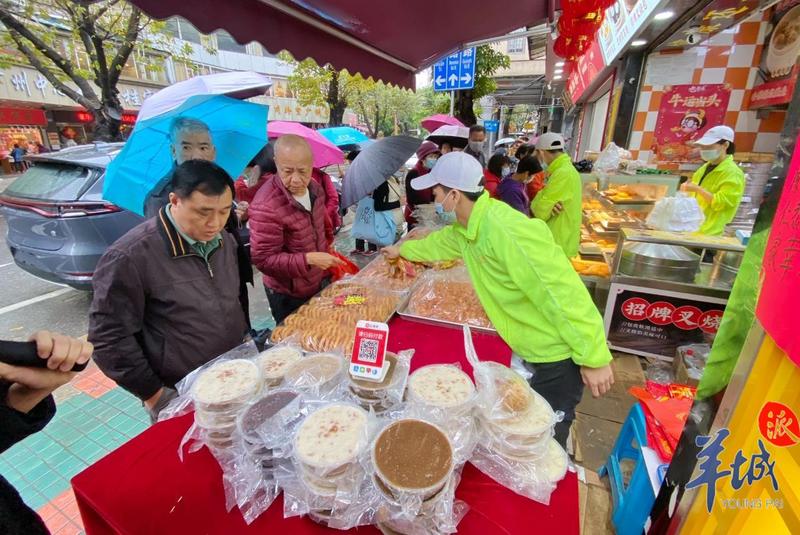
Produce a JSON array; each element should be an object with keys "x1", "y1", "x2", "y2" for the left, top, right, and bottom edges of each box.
[{"x1": 433, "y1": 47, "x2": 476, "y2": 92}]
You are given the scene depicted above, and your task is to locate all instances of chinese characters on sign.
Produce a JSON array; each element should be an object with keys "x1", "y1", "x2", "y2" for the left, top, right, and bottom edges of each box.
[
  {"x1": 605, "y1": 285, "x2": 728, "y2": 359},
  {"x1": 758, "y1": 402, "x2": 800, "y2": 447},
  {"x1": 687, "y1": 428, "x2": 780, "y2": 513},
  {"x1": 653, "y1": 84, "x2": 732, "y2": 162},
  {"x1": 757, "y1": 138, "x2": 800, "y2": 366},
  {"x1": 750, "y1": 1, "x2": 800, "y2": 108}
]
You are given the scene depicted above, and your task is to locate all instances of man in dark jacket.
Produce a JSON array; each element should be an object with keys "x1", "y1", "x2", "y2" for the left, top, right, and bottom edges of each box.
[
  {"x1": 249, "y1": 135, "x2": 342, "y2": 324},
  {"x1": 0, "y1": 331, "x2": 92, "y2": 534},
  {"x1": 464, "y1": 125, "x2": 487, "y2": 168},
  {"x1": 89, "y1": 161, "x2": 249, "y2": 421}
]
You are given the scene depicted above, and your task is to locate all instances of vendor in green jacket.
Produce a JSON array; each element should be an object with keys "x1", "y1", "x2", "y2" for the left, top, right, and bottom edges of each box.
[
  {"x1": 680, "y1": 125, "x2": 745, "y2": 236},
  {"x1": 383, "y1": 152, "x2": 614, "y2": 447},
  {"x1": 531, "y1": 133, "x2": 582, "y2": 258}
]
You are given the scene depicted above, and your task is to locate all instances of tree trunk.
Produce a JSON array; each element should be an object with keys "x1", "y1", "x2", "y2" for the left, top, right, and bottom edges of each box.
[
  {"x1": 326, "y1": 69, "x2": 346, "y2": 126},
  {"x1": 454, "y1": 90, "x2": 477, "y2": 126}
]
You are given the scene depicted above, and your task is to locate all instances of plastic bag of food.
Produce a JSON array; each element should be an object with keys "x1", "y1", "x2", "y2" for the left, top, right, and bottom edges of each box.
[
  {"x1": 405, "y1": 267, "x2": 493, "y2": 330},
  {"x1": 281, "y1": 352, "x2": 348, "y2": 399},
  {"x1": 346, "y1": 349, "x2": 413, "y2": 414},
  {"x1": 594, "y1": 142, "x2": 629, "y2": 174},
  {"x1": 646, "y1": 193, "x2": 706, "y2": 232},
  {"x1": 354, "y1": 255, "x2": 426, "y2": 293}
]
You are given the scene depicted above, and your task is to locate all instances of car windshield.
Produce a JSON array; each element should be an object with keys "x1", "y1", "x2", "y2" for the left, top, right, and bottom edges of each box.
[{"x1": 4, "y1": 163, "x2": 97, "y2": 201}]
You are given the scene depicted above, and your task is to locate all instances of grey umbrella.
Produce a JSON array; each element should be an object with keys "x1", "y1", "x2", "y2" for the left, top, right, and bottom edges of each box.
[{"x1": 341, "y1": 135, "x2": 422, "y2": 208}]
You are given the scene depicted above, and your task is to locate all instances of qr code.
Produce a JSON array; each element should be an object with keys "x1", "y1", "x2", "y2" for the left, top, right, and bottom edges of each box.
[{"x1": 358, "y1": 338, "x2": 379, "y2": 363}]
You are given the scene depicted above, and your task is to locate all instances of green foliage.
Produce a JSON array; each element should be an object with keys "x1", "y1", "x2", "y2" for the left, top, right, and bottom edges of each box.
[{"x1": 473, "y1": 44, "x2": 510, "y2": 100}]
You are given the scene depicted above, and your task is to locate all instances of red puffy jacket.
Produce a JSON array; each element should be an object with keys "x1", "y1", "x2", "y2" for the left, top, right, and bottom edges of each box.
[
  {"x1": 312, "y1": 168, "x2": 342, "y2": 230},
  {"x1": 249, "y1": 175, "x2": 334, "y2": 299}
]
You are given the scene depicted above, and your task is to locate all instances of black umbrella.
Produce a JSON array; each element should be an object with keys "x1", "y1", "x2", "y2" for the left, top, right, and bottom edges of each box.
[{"x1": 341, "y1": 135, "x2": 422, "y2": 208}]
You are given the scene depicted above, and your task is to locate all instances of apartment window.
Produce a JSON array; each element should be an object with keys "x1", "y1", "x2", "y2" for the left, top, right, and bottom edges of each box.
[
  {"x1": 507, "y1": 37, "x2": 525, "y2": 54},
  {"x1": 177, "y1": 19, "x2": 201, "y2": 44},
  {"x1": 134, "y1": 52, "x2": 167, "y2": 83},
  {"x1": 216, "y1": 30, "x2": 247, "y2": 54}
]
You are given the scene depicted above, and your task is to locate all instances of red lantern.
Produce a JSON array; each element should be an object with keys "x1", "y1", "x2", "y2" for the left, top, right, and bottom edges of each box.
[
  {"x1": 598, "y1": 0, "x2": 616, "y2": 9},
  {"x1": 562, "y1": 0, "x2": 600, "y2": 18},
  {"x1": 559, "y1": 9, "x2": 605, "y2": 36},
  {"x1": 554, "y1": 35, "x2": 570, "y2": 58}
]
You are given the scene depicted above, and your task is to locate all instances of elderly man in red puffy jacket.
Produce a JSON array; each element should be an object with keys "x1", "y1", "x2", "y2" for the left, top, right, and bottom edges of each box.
[{"x1": 249, "y1": 135, "x2": 343, "y2": 324}]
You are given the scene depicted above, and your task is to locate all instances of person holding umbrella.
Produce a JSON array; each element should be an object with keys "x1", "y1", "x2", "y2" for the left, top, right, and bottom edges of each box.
[
  {"x1": 404, "y1": 141, "x2": 441, "y2": 231},
  {"x1": 249, "y1": 135, "x2": 342, "y2": 324},
  {"x1": 382, "y1": 152, "x2": 614, "y2": 448}
]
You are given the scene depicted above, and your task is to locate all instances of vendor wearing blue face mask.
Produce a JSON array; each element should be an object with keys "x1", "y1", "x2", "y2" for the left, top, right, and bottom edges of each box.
[
  {"x1": 680, "y1": 125, "x2": 745, "y2": 236},
  {"x1": 404, "y1": 141, "x2": 442, "y2": 231}
]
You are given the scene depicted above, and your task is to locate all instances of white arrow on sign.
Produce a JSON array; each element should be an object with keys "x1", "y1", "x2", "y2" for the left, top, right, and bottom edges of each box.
[
  {"x1": 435, "y1": 76, "x2": 446, "y2": 86},
  {"x1": 461, "y1": 73, "x2": 472, "y2": 84},
  {"x1": 448, "y1": 73, "x2": 458, "y2": 85}
]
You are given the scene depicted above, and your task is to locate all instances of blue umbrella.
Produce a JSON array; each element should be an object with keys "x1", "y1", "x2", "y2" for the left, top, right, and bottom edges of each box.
[
  {"x1": 318, "y1": 126, "x2": 369, "y2": 147},
  {"x1": 103, "y1": 94, "x2": 268, "y2": 215}
]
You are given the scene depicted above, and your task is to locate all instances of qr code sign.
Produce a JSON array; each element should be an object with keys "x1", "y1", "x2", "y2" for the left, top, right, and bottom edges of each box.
[{"x1": 358, "y1": 338, "x2": 379, "y2": 363}]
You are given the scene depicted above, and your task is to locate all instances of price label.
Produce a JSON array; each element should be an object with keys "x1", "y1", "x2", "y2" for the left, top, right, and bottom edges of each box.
[{"x1": 350, "y1": 320, "x2": 389, "y2": 382}]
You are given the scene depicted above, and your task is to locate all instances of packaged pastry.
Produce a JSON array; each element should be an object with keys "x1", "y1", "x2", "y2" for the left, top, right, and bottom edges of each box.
[
  {"x1": 192, "y1": 359, "x2": 261, "y2": 410},
  {"x1": 256, "y1": 346, "x2": 302, "y2": 387},
  {"x1": 283, "y1": 354, "x2": 344, "y2": 392},
  {"x1": 295, "y1": 403, "x2": 368, "y2": 478},
  {"x1": 407, "y1": 364, "x2": 475, "y2": 410},
  {"x1": 405, "y1": 269, "x2": 492, "y2": 329},
  {"x1": 373, "y1": 419, "x2": 453, "y2": 499}
]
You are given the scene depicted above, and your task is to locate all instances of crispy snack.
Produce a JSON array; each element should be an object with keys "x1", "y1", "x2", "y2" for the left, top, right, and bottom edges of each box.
[
  {"x1": 355, "y1": 256, "x2": 424, "y2": 292},
  {"x1": 570, "y1": 258, "x2": 611, "y2": 277},
  {"x1": 406, "y1": 271, "x2": 492, "y2": 329}
]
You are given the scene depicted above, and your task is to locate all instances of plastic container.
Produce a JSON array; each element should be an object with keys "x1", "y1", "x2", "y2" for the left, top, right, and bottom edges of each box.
[
  {"x1": 191, "y1": 359, "x2": 261, "y2": 412},
  {"x1": 237, "y1": 389, "x2": 301, "y2": 445},
  {"x1": 407, "y1": 364, "x2": 475, "y2": 412},
  {"x1": 349, "y1": 352, "x2": 399, "y2": 399},
  {"x1": 294, "y1": 403, "x2": 368, "y2": 479},
  {"x1": 478, "y1": 417, "x2": 552, "y2": 459},
  {"x1": 283, "y1": 354, "x2": 345, "y2": 392},
  {"x1": 531, "y1": 439, "x2": 569, "y2": 484},
  {"x1": 479, "y1": 390, "x2": 556, "y2": 446},
  {"x1": 256, "y1": 346, "x2": 302, "y2": 387},
  {"x1": 372, "y1": 419, "x2": 454, "y2": 501}
]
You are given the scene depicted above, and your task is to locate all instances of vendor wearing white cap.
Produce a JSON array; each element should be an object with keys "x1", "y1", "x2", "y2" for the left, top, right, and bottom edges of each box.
[
  {"x1": 680, "y1": 125, "x2": 745, "y2": 236},
  {"x1": 382, "y1": 152, "x2": 614, "y2": 448},
  {"x1": 531, "y1": 133, "x2": 582, "y2": 258}
]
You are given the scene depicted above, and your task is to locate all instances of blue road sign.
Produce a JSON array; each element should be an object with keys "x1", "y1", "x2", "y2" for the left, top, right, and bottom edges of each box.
[
  {"x1": 433, "y1": 47, "x2": 477, "y2": 92},
  {"x1": 483, "y1": 120, "x2": 500, "y2": 133}
]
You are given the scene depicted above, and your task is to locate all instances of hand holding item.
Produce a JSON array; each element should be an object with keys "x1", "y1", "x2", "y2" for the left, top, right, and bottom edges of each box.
[
  {"x1": 0, "y1": 331, "x2": 93, "y2": 413},
  {"x1": 234, "y1": 201, "x2": 249, "y2": 222},
  {"x1": 580, "y1": 364, "x2": 615, "y2": 398},
  {"x1": 552, "y1": 202, "x2": 565, "y2": 216},
  {"x1": 680, "y1": 182, "x2": 698, "y2": 193},
  {"x1": 381, "y1": 245, "x2": 401, "y2": 260},
  {"x1": 306, "y1": 252, "x2": 346, "y2": 270}
]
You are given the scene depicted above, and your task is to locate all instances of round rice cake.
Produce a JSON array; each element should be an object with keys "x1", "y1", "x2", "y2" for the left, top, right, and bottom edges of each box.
[
  {"x1": 284, "y1": 354, "x2": 343, "y2": 389},
  {"x1": 192, "y1": 359, "x2": 260, "y2": 407},
  {"x1": 257, "y1": 347, "x2": 302, "y2": 384},
  {"x1": 408, "y1": 365, "x2": 474, "y2": 408},
  {"x1": 295, "y1": 404, "x2": 367, "y2": 470}
]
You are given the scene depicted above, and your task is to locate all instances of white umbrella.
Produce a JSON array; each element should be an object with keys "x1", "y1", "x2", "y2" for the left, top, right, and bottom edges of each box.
[
  {"x1": 494, "y1": 137, "x2": 516, "y2": 147},
  {"x1": 138, "y1": 71, "x2": 272, "y2": 121},
  {"x1": 426, "y1": 125, "x2": 469, "y2": 139}
]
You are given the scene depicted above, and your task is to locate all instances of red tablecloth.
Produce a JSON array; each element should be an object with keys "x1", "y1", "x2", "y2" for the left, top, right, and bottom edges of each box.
[{"x1": 72, "y1": 318, "x2": 580, "y2": 535}]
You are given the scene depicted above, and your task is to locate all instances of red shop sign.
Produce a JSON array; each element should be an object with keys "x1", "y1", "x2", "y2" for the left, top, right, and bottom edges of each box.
[
  {"x1": 567, "y1": 40, "x2": 606, "y2": 103},
  {"x1": 749, "y1": 67, "x2": 798, "y2": 109},
  {"x1": 0, "y1": 107, "x2": 47, "y2": 126}
]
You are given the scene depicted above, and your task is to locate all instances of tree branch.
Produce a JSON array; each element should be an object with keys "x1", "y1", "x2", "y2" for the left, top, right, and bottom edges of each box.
[
  {"x1": 5, "y1": 28, "x2": 97, "y2": 110},
  {"x1": 0, "y1": 8, "x2": 97, "y2": 100},
  {"x1": 108, "y1": 6, "x2": 142, "y2": 86}
]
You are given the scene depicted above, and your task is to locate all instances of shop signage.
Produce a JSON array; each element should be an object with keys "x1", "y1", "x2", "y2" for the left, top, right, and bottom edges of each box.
[
  {"x1": 653, "y1": 84, "x2": 731, "y2": 162},
  {"x1": 596, "y1": 0, "x2": 660, "y2": 65},
  {"x1": 750, "y1": 1, "x2": 800, "y2": 109},
  {"x1": 658, "y1": 0, "x2": 763, "y2": 50},
  {"x1": 0, "y1": 106, "x2": 46, "y2": 126},
  {"x1": 483, "y1": 120, "x2": 499, "y2": 133},
  {"x1": 687, "y1": 402, "x2": 797, "y2": 513},
  {"x1": 432, "y1": 47, "x2": 477, "y2": 92},
  {"x1": 757, "y1": 135, "x2": 800, "y2": 366},
  {"x1": 566, "y1": 40, "x2": 606, "y2": 103},
  {"x1": 604, "y1": 283, "x2": 728, "y2": 359}
]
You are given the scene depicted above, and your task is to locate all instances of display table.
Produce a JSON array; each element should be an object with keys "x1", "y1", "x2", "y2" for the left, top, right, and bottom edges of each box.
[{"x1": 72, "y1": 318, "x2": 580, "y2": 534}]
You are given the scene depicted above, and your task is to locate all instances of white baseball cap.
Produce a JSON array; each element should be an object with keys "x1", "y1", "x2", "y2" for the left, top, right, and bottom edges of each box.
[
  {"x1": 693, "y1": 125, "x2": 735, "y2": 146},
  {"x1": 410, "y1": 152, "x2": 485, "y2": 193},
  {"x1": 535, "y1": 132, "x2": 566, "y2": 150}
]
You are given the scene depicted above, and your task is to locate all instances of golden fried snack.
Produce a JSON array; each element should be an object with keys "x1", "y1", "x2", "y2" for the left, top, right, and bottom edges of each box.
[{"x1": 407, "y1": 277, "x2": 492, "y2": 329}]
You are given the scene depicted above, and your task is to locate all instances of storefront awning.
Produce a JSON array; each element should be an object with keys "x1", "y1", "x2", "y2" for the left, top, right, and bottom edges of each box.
[{"x1": 128, "y1": 0, "x2": 548, "y2": 88}]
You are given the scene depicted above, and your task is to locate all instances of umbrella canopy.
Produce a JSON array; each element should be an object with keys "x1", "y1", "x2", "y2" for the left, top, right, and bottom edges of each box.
[
  {"x1": 268, "y1": 121, "x2": 344, "y2": 168},
  {"x1": 138, "y1": 71, "x2": 272, "y2": 121},
  {"x1": 421, "y1": 114, "x2": 464, "y2": 132},
  {"x1": 318, "y1": 126, "x2": 369, "y2": 147},
  {"x1": 341, "y1": 135, "x2": 422, "y2": 208},
  {"x1": 103, "y1": 94, "x2": 268, "y2": 215},
  {"x1": 494, "y1": 137, "x2": 516, "y2": 147},
  {"x1": 426, "y1": 124, "x2": 470, "y2": 150}
]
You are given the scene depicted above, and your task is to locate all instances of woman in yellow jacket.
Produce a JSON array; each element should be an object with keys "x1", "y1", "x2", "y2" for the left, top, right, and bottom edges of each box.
[{"x1": 680, "y1": 125, "x2": 745, "y2": 236}]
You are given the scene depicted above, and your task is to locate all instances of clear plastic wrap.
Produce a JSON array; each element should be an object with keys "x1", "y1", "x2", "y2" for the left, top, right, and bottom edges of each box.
[
  {"x1": 254, "y1": 344, "x2": 303, "y2": 387},
  {"x1": 404, "y1": 268, "x2": 493, "y2": 330},
  {"x1": 282, "y1": 352, "x2": 348, "y2": 398},
  {"x1": 645, "y1": 193, "x2": 706, "y2": 232},
  {"x1": 469, "y1": 438, "x2": 568, "y2": 505},
  {"x1": 354, "y1": 255, "x2": 427, "y2": 293},
  {"x1": 347, "y1": 349, "x2": 413, "y2": 414}
]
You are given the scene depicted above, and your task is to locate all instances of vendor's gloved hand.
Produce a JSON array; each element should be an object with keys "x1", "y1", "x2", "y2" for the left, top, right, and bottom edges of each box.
[
  {"x1": 580, "y1": 364, "x2": 614, "y2": 398},
  {"x1": 381, "y1": 245, "x2": 401, "y2": 260}
]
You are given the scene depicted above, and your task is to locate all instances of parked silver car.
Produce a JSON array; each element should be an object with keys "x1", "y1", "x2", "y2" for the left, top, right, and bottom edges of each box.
[{"x1": 0, "y1": 143, "x2": 143, "y2": 290}]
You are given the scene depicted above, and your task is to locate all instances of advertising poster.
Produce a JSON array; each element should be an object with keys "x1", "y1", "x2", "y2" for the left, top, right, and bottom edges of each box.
[{"x1": 750, "y1": 0, "x2": 800, "y2": 108}]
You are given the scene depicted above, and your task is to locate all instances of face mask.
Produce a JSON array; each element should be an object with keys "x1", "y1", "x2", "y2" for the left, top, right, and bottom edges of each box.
[
  {"x1": 468, "y1": 140, "x2": 485, "y2": 153},
  {"x1": 700, "y1": 149, "x2": 721, "y2": 162},
  {"x1": 502, "y1": 166, "x2": 512, "y2": 178},
  {"x1": 424, "y1": 157, "x2": 438, "y2": 169},
  {"x1": 435, "y1": 192, "x2": 457, "y2": 224}
]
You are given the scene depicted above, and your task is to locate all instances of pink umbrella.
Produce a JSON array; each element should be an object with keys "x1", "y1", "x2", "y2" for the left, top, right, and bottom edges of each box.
[
  {"x1": 267, "y1": 121, "x2": 344, "y2": 168},
  {"x1": 421, "y1": 114, "x2": 464, "y2": 132}
]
